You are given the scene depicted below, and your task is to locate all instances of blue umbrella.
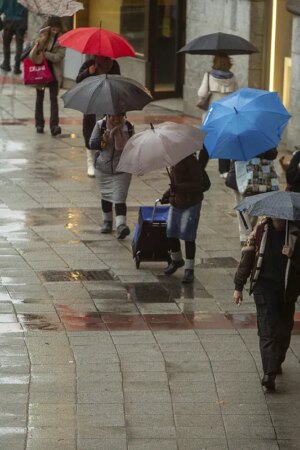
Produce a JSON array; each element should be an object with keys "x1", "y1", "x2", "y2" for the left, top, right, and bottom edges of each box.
[
  {"x1": 201, "y1": 88, "x2": 291, "y2": 161},
  {"x1": 234, "y1": 191, "x2": 300, "y2": 221}
]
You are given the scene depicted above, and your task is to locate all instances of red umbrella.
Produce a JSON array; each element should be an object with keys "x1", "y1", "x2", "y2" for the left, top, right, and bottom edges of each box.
[{"x1": 58, "y1": 27, "x2": 136, "y2": 58}]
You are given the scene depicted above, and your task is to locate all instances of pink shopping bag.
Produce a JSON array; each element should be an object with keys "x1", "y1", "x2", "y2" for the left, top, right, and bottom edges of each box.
[{"x1": 23, "y1": 57, "x2": 54, "y2": 86}]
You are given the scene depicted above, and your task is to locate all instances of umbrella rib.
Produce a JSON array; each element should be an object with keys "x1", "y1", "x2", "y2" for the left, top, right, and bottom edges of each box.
[{"x1": 238, "y1": 113, "x2": 281, "y2": 146}]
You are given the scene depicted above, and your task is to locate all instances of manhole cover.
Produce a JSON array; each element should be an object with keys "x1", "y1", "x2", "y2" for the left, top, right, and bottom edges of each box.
[{"x1": 39, "y1": 270, "x2": 114, "y2": 282}]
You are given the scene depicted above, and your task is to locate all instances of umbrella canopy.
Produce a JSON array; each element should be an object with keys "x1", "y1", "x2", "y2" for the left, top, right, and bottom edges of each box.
[
  {"x1": 116, "y1": 122, "x2": 204, "y2": 176},
  {"x1": 62, "y1": 74, "x2": 153, "y2": 115},
  {"x1": 234, "y1": 191, "x2": 300, "y2": 221},
  {"x1": 17, "y1": 0, "x2": 84, "y2": 16},
  {"x1": 58, "y1": 27, "x2": 135, "y2": 58},
  {"x1": 201, "y1": 88, "x2": 291, "y2": 161},
  {"x1": 178, "y1": 32, "x2": 258, "y2": 55}
]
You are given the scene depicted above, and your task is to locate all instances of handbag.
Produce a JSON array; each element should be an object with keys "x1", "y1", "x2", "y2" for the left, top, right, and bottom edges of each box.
[
  {"x1": 235, "y1": 158, "x2": 279, "y2": 196},
  {"x1": 196, "y1": 73, "x2": 212, "y2": 111},
  {"x1": 23, "y1": 57, "x2": 54, "y2": 86}
]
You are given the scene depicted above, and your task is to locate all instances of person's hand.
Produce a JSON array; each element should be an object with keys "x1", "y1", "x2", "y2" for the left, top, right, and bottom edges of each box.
[
  {"x1": 160, "y1": 194, "x2": 169, "y2": 205},
  {"x1": 88, "y1": 65, "x2": 96, "y2": 75},
  {"x1": 298, "y1": 162, "x2": 300, "y2": 170},
  {"x1": 233, "y1": 290, "x2": 243, "y2": 305},
  {"x1": 282, "y1": 245, "x2": 294, "y2": 258}
]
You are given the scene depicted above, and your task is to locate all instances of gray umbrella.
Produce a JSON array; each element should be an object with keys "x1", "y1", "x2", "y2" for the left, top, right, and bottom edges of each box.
[
  {"x1": 178, "y1": 32, "x2": 258, "y2": 55},
  {"x1": 234, "y1": 191, "x2": 300, "y2": 221},
  {"x1": 62, "y1": 74, "x2": 153, "y2": 115}
]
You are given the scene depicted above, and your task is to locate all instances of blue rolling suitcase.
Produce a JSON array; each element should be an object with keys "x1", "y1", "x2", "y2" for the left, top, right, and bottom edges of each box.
[{"x1": 132, "y1": 200, "x2": 171, "y2": 269}]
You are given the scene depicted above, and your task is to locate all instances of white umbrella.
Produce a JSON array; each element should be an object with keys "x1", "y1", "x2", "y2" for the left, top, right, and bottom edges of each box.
[
  {"x1": 117, "y1": 122, "x2": 204, "y2": 176},
  {"x1": 17, "y1": 0, "x2": 84, "y2": 16}
]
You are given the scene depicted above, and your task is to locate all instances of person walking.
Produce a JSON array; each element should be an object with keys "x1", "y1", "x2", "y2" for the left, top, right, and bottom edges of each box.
[
  {"x1": 29, "y1": 16, "x2": 65, "y2": 136},
  {"x1": 225, "y1": 148, "x2": 278, "y2": 246},
  {"x1": 89, "y1": 113, "x2": 134, "y2": 239},
  {"x1": 76, "y1": 55, "x2": 120, "y2": 177},
  {"x1": 0, "y1": 0, "x2": 28, "y2": 74},
  {"x1": 161, "y1": 152, "x2": 209, "y2": 284},
  {"x1": 197, "y1": 53, "x2": 238, "y2": 178},
  {"x1": 233, "y1": 217, "x2": 300, "y2": 390}
]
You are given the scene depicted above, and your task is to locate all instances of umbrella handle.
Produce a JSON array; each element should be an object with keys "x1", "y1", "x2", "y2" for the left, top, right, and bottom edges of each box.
[
  {"x1": 239, "y1": 211, "x2": 249, "y2": 230},
  {"x1": 166, "y1": 167, "x2": 171, "y2": 180},
  {"x1": 285, "y1": 220, "x2": 289, "y2": 245}
]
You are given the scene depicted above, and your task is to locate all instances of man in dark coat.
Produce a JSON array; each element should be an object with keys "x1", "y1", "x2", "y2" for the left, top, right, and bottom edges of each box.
[
  {"x1": 0, "y1": 0, "x2": 28, "y2": 74},
  {"x1": 76, "y1": 55, "x2": 120, "y2": 177},
  {"x1": 233, "y1": 217, "x2": 300, "y2": 391}
]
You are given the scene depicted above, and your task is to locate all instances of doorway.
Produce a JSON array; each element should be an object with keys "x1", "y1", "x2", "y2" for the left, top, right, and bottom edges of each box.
[{"x1": 147, "y1": 0, "x2": 186, "y2": 99}]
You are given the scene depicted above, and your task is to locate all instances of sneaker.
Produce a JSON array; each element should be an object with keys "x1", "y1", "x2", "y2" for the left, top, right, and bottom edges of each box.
[
  {"x1": 51, "y1": 126, "x2": 61, "y2": 136},
  {"x1": 100, "y1": 221, "x2": 112, "y2": 234},
  {"x1": 13, "y1": 67, "x2": 22, "y2": 75},
  {"x1": 36, "y1": 126, "x2": 44, "y2": 134},
  {"x1": 116, "y1": 224, "x2": 130, "y2": 240},
  {"x1": 182, "y1": 269, "x2": 194, "y2": 284},
  {"x1": 219, "y1": 172, "x2": 228, "y2": 179},
  {"x1": 164, "y1": 259, "x2": 185, "y2": 275},
  {"x1": 0, "y1": 63, "x2": 11, "y2": 72}
]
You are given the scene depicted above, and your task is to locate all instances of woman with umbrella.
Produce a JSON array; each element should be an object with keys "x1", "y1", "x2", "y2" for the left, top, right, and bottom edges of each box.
[
  {"x1": 89, "y1": 113, "x2": 134, "y2": 239},
  {"x1": 197, "y1": 53, "x2": 238, "y2": 178},
  {"x1": 76, "y1": 55, "x2": 121, "y2": 177},
  {"x1": 161, "y1": 150, "x2": 209, "y2": 284}
]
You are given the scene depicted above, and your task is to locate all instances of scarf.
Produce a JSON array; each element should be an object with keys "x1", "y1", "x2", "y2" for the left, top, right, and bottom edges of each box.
[
  {"x1": 210, "y1": 69, "x2": 234, "y2": 79},
  {"x1": 106, "y1": 116, "x2": 128, "y2": 151}
]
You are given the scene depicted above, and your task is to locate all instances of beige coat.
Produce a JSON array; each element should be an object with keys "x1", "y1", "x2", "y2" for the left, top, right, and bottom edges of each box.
[
  {"x1": 29, "y1": 31, "x2": 65, "y2": 87},
  {"x1": 197, "y1": 72, "x2": 238, "y2": 120}
]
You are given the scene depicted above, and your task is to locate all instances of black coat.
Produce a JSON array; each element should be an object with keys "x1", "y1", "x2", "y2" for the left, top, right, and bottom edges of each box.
[
  {"x1": 286, "y1": 151, "x2": 300, "y2": 193},
  {"x1": 76, "y1": 59, "x2": 120, "y2": 148}
]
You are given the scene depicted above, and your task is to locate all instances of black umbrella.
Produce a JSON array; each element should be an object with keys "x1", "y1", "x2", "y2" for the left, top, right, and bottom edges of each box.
[
  {"x1": 62, "y1": 74, "x2": 153, "y2": 115},
  {"x1": 178, "y1": 32, "x2": 258, "y2": 55}
]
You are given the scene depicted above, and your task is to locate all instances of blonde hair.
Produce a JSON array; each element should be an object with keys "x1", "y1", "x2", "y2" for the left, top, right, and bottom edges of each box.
[{"x1": 212, "y1": 54, "x2": 233, "y2": 71}]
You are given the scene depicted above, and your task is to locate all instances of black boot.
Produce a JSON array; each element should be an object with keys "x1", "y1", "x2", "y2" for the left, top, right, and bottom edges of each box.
[
  {"x1": 164, "y1": 259, "x2": 184, "y2": 275},
  {"x1": 182, "y1": 269, "x2": 194, "y2": 284},
  {"x1": 261, "y1": 374, "x2": 276, "y2": 391}
]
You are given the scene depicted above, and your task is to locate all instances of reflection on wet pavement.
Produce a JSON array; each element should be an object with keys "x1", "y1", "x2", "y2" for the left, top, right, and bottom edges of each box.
[{"x1": 39, "y1": 270, "x2": 114, "y2": 282}]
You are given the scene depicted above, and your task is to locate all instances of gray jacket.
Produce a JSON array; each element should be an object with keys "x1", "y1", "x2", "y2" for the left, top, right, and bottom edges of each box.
[{"x1": 89, "y1": 118, "x2": 134, "y2": 175}]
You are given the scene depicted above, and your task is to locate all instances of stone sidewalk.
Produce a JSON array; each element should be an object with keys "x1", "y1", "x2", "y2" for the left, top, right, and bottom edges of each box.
[{"x1": 0, "y1": 72, "x2": 300, "y2": 450}]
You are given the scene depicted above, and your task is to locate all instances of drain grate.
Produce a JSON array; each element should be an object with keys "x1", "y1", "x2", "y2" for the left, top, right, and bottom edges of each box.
[
  {"x1": 39, "y1": 270, "x2": 114, "y2": 282},
  {"x1": 197, "y1": 257, "x2": 238, "y2": 268}
]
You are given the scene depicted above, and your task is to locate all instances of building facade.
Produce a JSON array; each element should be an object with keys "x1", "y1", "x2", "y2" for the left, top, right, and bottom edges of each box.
[{"x1": 27, "y1": 1, "x2": 298, "y2": 150}]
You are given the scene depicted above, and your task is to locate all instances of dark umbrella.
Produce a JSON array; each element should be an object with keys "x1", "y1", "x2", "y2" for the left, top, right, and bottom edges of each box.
[
  {"x1": 234, "y1": 191, "x2": 300, "y2": 221},
  {"x1": 62, "y1": 74, "x2": 153, "y2": 115},
  {"x1": 235, "y1": 190, "x2": 300, "y2": 289},
  {"x1": 178, "y1": 32, "x2": 258, "y2": 55}
]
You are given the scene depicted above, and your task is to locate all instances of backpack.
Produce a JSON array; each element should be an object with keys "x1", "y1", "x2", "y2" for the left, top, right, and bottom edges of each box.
[
  {"x1": 235, "y1": 157, "x2": 279, "y2": 196},
  {"x1": 94, "y1": 118, "x2": 134, "y2": 167}
]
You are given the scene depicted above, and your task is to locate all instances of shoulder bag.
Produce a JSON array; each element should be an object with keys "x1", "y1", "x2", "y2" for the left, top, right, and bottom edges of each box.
[{"x1": 196, "y1": 73, "x2": 212, "y2": 111}]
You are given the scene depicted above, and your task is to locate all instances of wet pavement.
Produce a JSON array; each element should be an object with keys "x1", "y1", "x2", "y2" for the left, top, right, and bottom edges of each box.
[{"x1": 1, "y1": 68, "x2": 300, "y2": 450}]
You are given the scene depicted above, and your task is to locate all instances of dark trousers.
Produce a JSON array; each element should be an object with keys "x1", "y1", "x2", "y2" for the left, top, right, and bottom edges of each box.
[
  {"x1": 2, "y1": 20, "x2": 26, "y2": 69},
  {"x1": 254, "y1": 282, "x2": 295, "y2": 375},
  {"x1": 218, "y1": 159, "x2": 230, "y2": 174},
  {"x1": 35, "y1": 82, "x2": 59, "y2": 129}
]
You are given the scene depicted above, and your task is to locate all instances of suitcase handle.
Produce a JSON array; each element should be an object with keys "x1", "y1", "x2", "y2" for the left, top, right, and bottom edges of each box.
[{"x1": 151, "y1": 199, "x2": 161, "y2": 222}]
